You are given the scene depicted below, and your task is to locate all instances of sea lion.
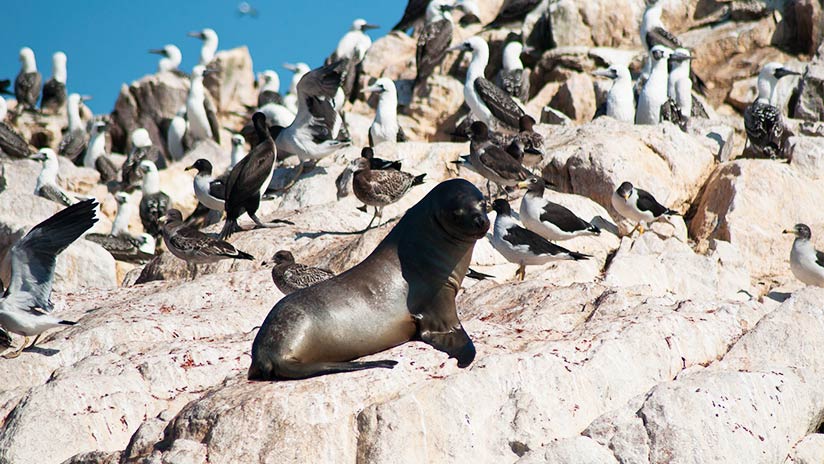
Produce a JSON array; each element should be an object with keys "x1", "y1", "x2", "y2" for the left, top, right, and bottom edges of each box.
[{"x1": 249, "y1": 178, "x2": 490, "y2": 380}]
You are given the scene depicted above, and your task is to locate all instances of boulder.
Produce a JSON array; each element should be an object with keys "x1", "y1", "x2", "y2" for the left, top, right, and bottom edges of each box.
[
  {"x1": 794, "y1": 62, "x2": 824, "y2": 121},
  {"x1": 548, "y1": 72, "x2": 596, "y2": 123},
  {"x1": 203, "y1": 47, "x2": 257, "y2": 128}
]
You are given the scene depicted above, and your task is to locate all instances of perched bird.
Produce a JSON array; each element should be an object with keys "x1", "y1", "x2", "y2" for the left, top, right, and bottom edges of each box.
[
  {"x1": 593, "y1": 64, "x2": 635, "y2": 123},
  {"x1": 40, "y1": 52, "x2": 67, "y2": 113},
  {"x1": 161, "y1": 209, "x2": 253, "y2": 279},
  {"x1": 667, "y1": 48, "x2": 693, "y2": 119},
  {"x1": 166, "y1": 108, "x2": 187, "y2": 161},
  {"x1": 496, "y1": 35, "x2": 530, "y2": 103},
  {"x1": 490, "y1": 199, "x2": 590, "y2": 281},
  {"x1": 636, "y1": 45, "x2": 671, "y2": 125},
  {"x1": 0, "y1": 112, "x2": 33, "y2": 158},
  {"x1": 86, "y1": 232, "x2": 156, "y2": 265},
  {"x1": 0, "y1": 199, "x2": 98, "y2": 358},
  {"x1": 640, "y1": 0, "x2": 706, "y2": 93},
  {"x1": 257, "y1": 70, "x2": 283, "y2": 107},
  {"x1": 267, "y1": 250, "x2": 335, "y2": 295},
  {"x1": 83, "y1": 120, "x2": 119, "y2": 184},
  {"x1": 15, "y1": 47, "x2": 41, "y2": 111},
  {"x1": 744, "y1": 62, "x2": 800, "y2": 159},
  {"x1": 230, "y1": 133, "x2": 247, "y2": 168},
  {"x1": 335, "y1": 147, "x2": 402, "y2": 199},
  {"x1": 455, "y1": 0, "x2": 483, "y2": 26},
  {"x1": 110, "y1": 191, "x2": 133, "y2": 236},
  {"x1": 282, "y1": 62, "x2": 311, "y2": 114},
  {"x1": 327, "y1": 19, "x2": 378, "y2": 102},
  {"x1": 465, "y1": 121, "x2": 531, "y2": 198},
  {"x1": 31, "y1": 148, "x2": 74, "y2": 206},
  {"x1": 58, "y1": 94, "x2": 90, "y2": 162},
  {"x1": 393, "y1": 0, "x2": 429, "y2": 32},
  {"x1": 119, "y1": 128, "x2": 154, "y2": 192},
  {"x1": 611, "y1": 181, "x2": 677, "y2": 235},
  {"x1": 450, "y1": 37, "x2": 526, "y2": 132},
  {"x1": 518, "y1": 176, "x2": 600, "y2": 241},
  {"x1": 188, "y1": 28, "x2": 219, "y2": 66},
  {"x1": 150, "y1": 45, "x2": 183, "y2": 74},
  {"x1": 485, "y1": 0, "x2": 542, "y2": 29},
  {"x1": 138, "y1": 160, "x2": 170, "y2": 239},
  {"x1": 186, "y1": 158, "x2": 226, "y2": 213},
  {"x1": 352, "y1": 155, "x2": 426, "y2": 230},
  {"x1": 510, "y1": 115, "x2": 544, "y2": 167},
  {"x1": 414, "y1": 0, "x2": 454, "y2": 92},
  {"x1": 0, "y1": 95, "x2": 5, "y2": 121},
  {"x1": 783, "y1": 224, "x2": 824, "y2": 287},
  {"x1": 363, "y1": 78, "x2": 406, "y2": 146},
  {"x1": 186, "y1": 65, "x2": 221, "y2": 144}
]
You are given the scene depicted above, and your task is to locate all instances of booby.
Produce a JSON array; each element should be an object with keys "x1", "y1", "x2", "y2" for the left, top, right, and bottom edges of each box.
[
  {"x1": 0, "y1": 113, "x2": 33, "y2": 158},
  {"x1": 455, "y1": 0, "x2": 483, "y2": 26},
  {"x1": 363, "y1": 78, "x2": 406, "y2": 146},
  {"x1": 257, "y1": 70, "x2": 283, "y2": 107},
  {"x1": 485, "y1": 0, "x2": 542, "y2": 29},
  {"x1": 393, "y1": 0, "x2": 429, "y2": 32},
  {"x1": 138, "y1": 160, "x2": 170, "y2": 239},
  {"x1": 490, "y1": 199, "x2": 590, "y2": 281},
  {"x1": 188, "y1": 28, "x2": 219, "y2": 66},
  {"x1": 186, "y1": 158, "x2": 226, "y2": 212},
  {"x1": 466, "y1": 121, "x2": 531, "y2": 198},
  {"x1": 110, "y1": 191, "x2": 133, "y2": 236},
  {"x1": 0, "y1": 199, "x2": 97, "y2": 358},
  {"x1": 283, "y1": 62, "x2": 310, "y2": 114},
  {"x1": 40, "y1": 52, "x2": 67, "y2": 113},
  {"x1": 510, "y1": 115, "x2": 544, "y2": 166},
  {"x1": 186, "y1": 65, "x2": 221, "y2": 144},
  {"x1": 450, "y1": 37, "x2": 526, "y2": 131},
  {"x1": 636, "y1": 45, "x2": 671, "y2": 125},
  {"x1": 592, "y1": 65, "x2": 635, "y2": 123},
  {"x1": 0, "y1": 96, "x2": 5, "y2": 122},
  {"x1": 149, "y1": 45, "x2": 183, "y2": 74},
  {"x1": 119, "y1": 128, "x2": 153, "y2": 192},
  {"x1": 86, "y1": 232, "x2": 155, "y2": 265},
  {"x1": 15, "y1": 47, "x2": 41, "y2": 111},
  {"x1": 230, "y1": 134, "x2": 246, "y2": 168},
  {"x1": 351, "y1": 155, "x2": 426, "y2": 230},
  {"x1": 518, "y1": 176, "x2": 600, "y2": 241},
  {"x1": 414, "y1": 0, "x2": 454, "y2": 91},
  {"x1": 83, "y1": 120, "x2": 118, "y2": 183},
  {"x1": 328, "y1": 19, "x2": 378, "y2": 101},
  {"x1": 267, "y1": 250, "x2": 335, "y2": 295},
  {"x1": 30, "y1": 148, "x2": 74, "y2": 206},
  {"x1": 744, "y1": 62, "x2": 800, "y2": 159},
  {"x1": 496, "y1": 36, "x2": 530, "y2": 103},
  {"x1": 783, "y1": 224, "x2": 824, "y2": 287},
  {"x1": 58, "y1": 94, "x2": 90, "y2": 162},
  {"x1": 611, "y1": 181, "x2": 677, "y2": 235},
  {"x1": 166, "y1": 108, "x2": 187, "y2": 161},
  {"x1": 161, "y1": 209, "x2": 253, "y2": 279},
  {"x1": 0, "y1": 79, "x2": 12, "y2": 97},
  {"x1": 668, "y1": 48, "x2": 692, "y2": 118}
]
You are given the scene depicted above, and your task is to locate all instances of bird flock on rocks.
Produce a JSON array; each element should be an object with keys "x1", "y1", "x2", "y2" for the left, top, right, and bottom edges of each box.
[{"x1": 0, "y1": 0, "x2": 820, "y2": 360}]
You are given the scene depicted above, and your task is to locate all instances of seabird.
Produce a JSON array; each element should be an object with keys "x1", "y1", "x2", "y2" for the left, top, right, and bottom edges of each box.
[
  {"x1": 220, "y1": 113, "x2": 289, "y2": 239},
  {"x1": 744, "y1": 62, "x2": 800, "y2": 159},
  {"x1": 465, "y1": 121, "x2": 531, "y2": 198},
  {"x1": 455, "y1": 0, "x2": 483, "y2": 26},
  {"x1": 111, "y1": 191, "x2": 133, "y2": 236},
  {"x1": 0, "y1": 113, "x2": 33, "y2": 159},
  {"x1": 282, "y1": 62, "x2": 310, "y2": 114},
  {"x1": 86, "y1": 232, "x2": 155, "y2": 265},
  {"x1": 186, "y1": 65, "x2": 221, "y2": 144},
  {"x1": 327, "y1": 19, "x2": 378, "y2": 102},
  {"x1": 510, "y1": 115, "x2": 543, "y2": 166},
  {"x1": 0, "y1": 79, "x2": 12, "y2": 97},
  {"x1": 119, "y1": 128, "x2": 154, "y2": 192},
  {"x1": 230, "y1": 134, "x2": 247, "y2": 168},
  {"x1": 640, "y1": 0, "x2": 706, "y2": 94},
  {"x1": 611, "y1": 181, "x2": 677, "y2": 235},
  {"x1": 449, "y1": 37, "x2": 526, "y2": 132},
  {"x1": 30, "y1": 148, "x2": 74, "y2": 207},
  {"x1": 83, "y1": 120, "x2": 119, "y2": 184},
  {"x1": 636, "y1": 45, "x2": 671, "y2": 125},
  {"x1": 149, "y1": 45, "x2": 183, "y2": 74},
  {"x1": 188, "y1": 28, "x2": 219, "y2": 66},
  {"x1": 668, "y1": 48, "x2": 693, "y2": 118},
  {"x1": 485, "y1": 0, "x2": 542, "y2": 29},
  {"x1": 257, "y1": 70, "x2": 283, "y2": 107},
  {"x1": 160, "y1": 209, "x2": 254, "y2": 279},
  {"x1": 58, "y1": 94, "x2": 90, "y2": 162},
  {"x1": 351, "y1": 155, "x2": 426, "y2": 230},
  {"x1": 517, "y1": 176, "x2": 600, "y2": 241},
  {"x1": 40, "y1": 52, "x2": 67, "y2": 113},
  {"x1": 496, "y1": 36, "x2": 530, "y2": 103},
  {"x1": 186, "y1": 158, "x2": 226, "y2": 213},
  {"x1": 363, "y1": 78, "x2": 406, "y2": 146},
  {"x1": 592, "y1": 65, "x2": 635, "y2": 123},
  {"x1": 138, "y1": 160, "x2": 170, "y2": 239},
  {"x1": 15, "y1": 47, "x2": 41, "y2": 111},
  {"x1": 393, "y1": 0, "x2": 429, "y2": 32},
  {"x1": 335, "y1": 147, "x2": 402, "y2": 199},
  {"x1": 414, "y1": 0, "x2": 454, "y2": 92},
  {"x1": 490, "y1": 199, "x2": 590, "y2": 281},
  {"x1": 166, "y1": 108, "x2": 187, "y2": 161},
  {"x1": 783, "y1": 224, "x2": 824, "y2": 287},
  {"x1": 0, "y1": 95, "x2": 6, "y2": 122},
  {"x1": 0, "y1": 199, "x2": 97, "y2": 358},
  {"x1": 266, "y1": 250, "x2": 335, "y2": 295}
]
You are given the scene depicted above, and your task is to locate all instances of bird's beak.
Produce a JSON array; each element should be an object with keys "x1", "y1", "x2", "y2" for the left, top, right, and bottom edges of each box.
[
  {"x1": 362, "y1": 84, "x2": 382, "y2": 93},
  {"x1": 782, "y1": 229, "x2": 794, "y2": 234},
  {"x1": 158, "y1": 215, "x2": 167, "y2": 224},
  {"x1": 203, "y1": 67, "x2": 218, "y2": 76},
  {"x1": 592, "y1": 69, "x2": 614, "y2": 78},
  {"x1": 669, "y1": 53, "x2": 692, "y2": 62},
  {"x1": 80, "y1": 95, "x2": 93, "y2": 102},
  {"x1": 188, "y1": 31, "x2": 205, "y2": 39},
  {"x1": 775, "y1": 67, "x2": 801, "y2": 79},
  {"x1": 362, "y1": 24, "x2": 380, "y2": 31},
  {"x1": 623, "y1": 193, "x2": 630, "y2": 199},
  {"x1": 149, "y1": 49, "x2": 165, "y2": 56},
  {"x1": 447, "y1": 44, "x2": 466, "y2": 52},
  {"x1": 185, "y1": 164, "x2": 196, "y2": 171},
  {"x1": 29, "y1": 152, "x2": 47, "y2": 161},
  {"x1": 516, "y1": 180, "x2": 530, "y2": 188},
  {"x1": 283, "y1": 63, "x2": 297, "y2": 71}
]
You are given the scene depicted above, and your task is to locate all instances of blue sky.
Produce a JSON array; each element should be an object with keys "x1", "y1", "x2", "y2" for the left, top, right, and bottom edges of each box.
[{"x1": 1, "y1": 0, "x2": 403, "y2": 113}]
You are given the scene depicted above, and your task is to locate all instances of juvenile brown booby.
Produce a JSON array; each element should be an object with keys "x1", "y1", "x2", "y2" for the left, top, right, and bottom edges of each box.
[
  {"x1": 485, "y1": 0, "x2": 542, "y2": 29},
  {"x1": 352, "y1": 155, "x2": 426, "y2": 230},
  {"x1": 266, "y1": 250, "x2": 335, "y2": 295},
  {"x1": 15, "y1": 47, "x2": 41, "y2": 111},
  {"x1": 186, "y1": 65, "x2": 221, "y2": 144},
  {"x1": 518, "y1": 176, "x2": 600, "y2": 241},
  {"x1": 414, "y1": 0, "x2": 454, "y2": 92},
  {"x1": 363, "y1": 78, "x2": 407, "y2": 146},
  {"x1": 138, "y1": 160, "x2": 170, "y2": 239},
  {"x1": 744, "y1": 62, "x2": 800, "y2": 159},
  {"x1": 188, "y1": 28, "x2": 219, "y2": 66},
  {"x1": 30, "y1": 148, "x2": 74, "y2": 206},
  {"x1": 40, "y1": 52, "x2": 67, "y2": 113},
  {"x1": 611, "y1": 181, "x2": 677, "y2": 235}
]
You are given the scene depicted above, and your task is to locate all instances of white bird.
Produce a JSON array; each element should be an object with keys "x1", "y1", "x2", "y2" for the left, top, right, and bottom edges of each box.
[
  {"x1": 283, "y1": 62, "x2": 310, "y2": 114},
  {"x1": 15, "y1": 47, "x2": 41, "y2": 111},
  {"x1": 167, "y1": 107, "x2": 187, "y2": 160},
  {"x1": 31, "y1": 148, "x2": 74, "y2": 206},
  {"x1": 496, "y1": 38, "x2": 530, "y2": 103},
  {"x1": 611, "y1": 181, "x2": 677, "y2": 235},
  {"x1": 186, "y1": 65, "x2": 221, "y2": 144},
  {"x1": 744, "y1": 62, "x2": 800, "y2": 159},
  {"x1": 414, "y1": 0, "x2": 454, "y2": 90},
  {"x1": 188, "y1": 28, "x2": 219, "y2": 66},
  {"x1": 138, "y1": 160, "x2": 170, "y2": 238},
  {"x1": 41, "y1": 51, "x2": 67, "y2": 113},
  {"x1": 186, "y1": 158, "x2": 226, "y2": 212},
  {"x1": 0, "y1": 199, "x2": 98, "y2": 358},
  {"x1": 328, "y1": 19, "x2": 379, "y2": 101},
  {"x1": 639, "y1": 0, "x2": 679, "y2": 78},
  {"x1": 518, "y1": 176, "x2": 600, "y2": 241},
  {"x1": 636, "y1": 45, "x2": 671, "y2": 125},
  {"x1": 593, "y1": 64, "x2": 635, "y2": 123},
  {"x1": 119, "y1": 128, "x2": 155, "y2": 192},
  {"x1": 230, "y1": 134, "x2": 247, "y2": 168},
  {"x1": 257, "y1": 70, "x2": 282, "y2": 106},
  {"x1": 111, "y1": 191, "x2": 133, "y2": 236},
  {"x1": 363, "y1": 78, "x2": 406, "y2": 146},
  {"x1": 784, "y1": 224, "x2": 824, "y2": 287},
  {"x1": 150, "y1": 45, "x2": 183, "y2": 74},
  {"x1": 0, "y1": 96, "x2": 6, "y2": 121},
  {"x1": 83, "y1": 120, "x2": 118, "y2": 183},
  {"x1": 668, "y1": 48, "x2": 692, "y2": 118}
]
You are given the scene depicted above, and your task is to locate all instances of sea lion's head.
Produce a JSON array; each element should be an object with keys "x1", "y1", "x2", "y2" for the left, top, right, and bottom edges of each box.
[{"x1": 431, "y1": 179, "x2": 489, "y2": 242}]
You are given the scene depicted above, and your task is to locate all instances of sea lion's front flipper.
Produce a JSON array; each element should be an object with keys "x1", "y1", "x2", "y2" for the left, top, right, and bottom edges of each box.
[{"x1": 415, "y1": 288, "x2": 476, "y2": 368}]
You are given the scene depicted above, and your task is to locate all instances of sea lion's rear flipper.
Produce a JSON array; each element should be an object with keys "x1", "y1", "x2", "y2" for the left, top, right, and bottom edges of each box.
[
  {"x1": 249, "y1": 359, "x2": 398, "y2": 381},
  {"x1": 415, "y1": 288, "x2": 476, "y2": 368}
]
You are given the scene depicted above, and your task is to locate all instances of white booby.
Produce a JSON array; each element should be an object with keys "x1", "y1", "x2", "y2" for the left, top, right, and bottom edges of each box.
[
  {"x1": 138, "y1": 160, "x2": 170, "y2": 239},
  {"x1": 119, "y1": 128, "x2": 154, "y2": 192},
  {"x1": 41, "y1": 52, "x2": 67, "y2": 113},
  {"x1": 15, "y1": 47, "x2": 41, "y2": 111},
  {"x1": 744, "y1": 62, "x2": 800, "y2": 159},
  {"x1": 58, "y1": 94, "x2": 90, "y2": 162},
  {"x1": 640, "y1": 0, "x2": 706, "y2": 94},
  {"x1": 490, "y1": 199, "x2": 590, "y2": 281},
  {"x1": 496, "y1": 37, "x2": 530, "y2": 103},
  {"x1": 668, "y1": 48, "x2": 692, "y2": 117},
  {"x1": 450, "y1": 37, "x2": 526, "y2": 132},
  {"x1": 186, "y1": 158, "x2": 226, "y2": 212},
  {"x1": 111, "y1": 191, "x2": 133, "y2": 236},
  {"x1": 167, "y1": 107, "x2": 187, "y2": 161},
  {"x1": 0, "y1": 199, "x2": 97, "y2": 358},
  {"x1": 518, "y1": 176, "x2": 600, "y2": 241},
  {"x1": 186, "y1": 65, "x2": 221, "y2": 144},
  {"x1": 149, "y1": 45, "x2": 183, "y2": 74},
  {"x1": 455, "y1": 0, "x2": 483, "y2": 26},
  {"x1": 328, "y1": 19, "x2": 378, "y2": 102},
  {"x1": 188, "y1": 28, "x2": 219, "y2": 66},
  {"x1": 363, "y1": 78, "x2": 406, "y2": 146},
  {"x1": 414, "y1": 0, "x2": 454, "y2": 91},
  {"x1": 31, "y1": 148, "x2": 74, "y2": 207},
  {"x1": 394, "y1": 0, "x2": 429, "y2": 32},
  {"x1": 485, "y1": 0, "x2": 542, "y2": 29},
  {"x1": 257, "y1": 70, "x2": 283, "y2": 107},
  {"x1": 611, "y1": 181, "x2": 677, "y2": 235},
  {"x1": 230, "y1": 134, "x2": 247, "y2": 168},
  {"x1": 636, "y1": 45, "x2": 671, "y2": 125},
  {"x1": 592, "y1": 65, "x2": 635, "y2": 123},
  {"x1": 84, "y1": 120, "x2": 118, "y2": 183},
  {"x1": 784, "y1": 224, "x2": 824, "y2": 287},
  {"x1": 283, "y1": 62, "x2": 310, "y2": 114},
  {"x1": 0, "y1": 96, "x2": 6, "y2": 121}
]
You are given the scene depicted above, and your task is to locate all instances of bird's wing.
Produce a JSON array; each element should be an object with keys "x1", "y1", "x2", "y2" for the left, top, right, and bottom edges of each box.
[
  {"x1": 366, "y1": 170, "x2": 416, "y2": 199},
  {"x1": 0, "y1": 122, "x2": 34, "y2": 159},
  {"x1": 226, "y1": 141, "x2": 275, "y2": 205},
  {"x1": 284, "y1": 264, "x2": 335, "y2": 289},
  {"x1": 474, "y1": 78, "x2": 526, "y2": 129},
  {"x1": 393, "y1": 0, "x2": 429, "y2": 31},
  {"x1": 487, "y1": 0, "x2": 542, "y2": 27},
  {"x1": 298, "y1": 60, "x2": 345, "y2": 101},
  {"x1": 95, "y1": 155, "x2": 119, "y2": 184},
  {"x1": 306, "y1": 96, "x2": 339, "y2": 143},
  {"x1": 204, "y1": 93, "x2": 222, "y2": 144},
  {"x1": 140, "y1": 192, "x2": 170, "y2": 237},
  {"x1": 58, "y1": 130, "x2": 88, "y2": 163},
  {"x1": 646, "y1": 26, "x2": 681, "y2": 50},
  {"x1": 660, "y1": 98, "x2": 687, "y2": 132},
  {"x1": 479, "y1": 145, "x2": 529, "y2": 182},
  {"x1": 503, "y1": 224, "x2": 573, "y2": 256},
  {"x1": 209, "y1": 179, "x2": 226, "y2": 200},
  {"x1": 539, "y1": 201, "x2": 592, "y2": 233},
  {"x1": 38, "y1": 184, "x2": 74, "y2": 207},
  {"x1": 6, "y1": 199, "x2": 97, "y2": 312},
  {"x1": 816, "y1": 250, "x2": 824, "y2": 268},
  {"x1": 635, "y1": 189, "x2": 671, "y2": 217},
  {"x1": 415, "y1": 19, "x2": 453, "y2": 86}
]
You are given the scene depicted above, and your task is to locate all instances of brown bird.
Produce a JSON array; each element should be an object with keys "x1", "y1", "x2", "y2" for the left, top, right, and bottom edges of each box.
[
  {"x1": 266, "y1": 250, "x2": 335, "y2": 295},
  {"x1": 352, "y1": 156, "x2": 426, "y2": 230}
]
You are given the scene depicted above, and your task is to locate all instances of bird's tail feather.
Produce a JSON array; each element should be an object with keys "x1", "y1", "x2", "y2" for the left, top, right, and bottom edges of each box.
[
  {"x1": 587, "y1": 224, "x2": 601, "y2": 235},
  {"x1": 569, "y1": 251, "x2": 591, "y2": 261},
  {"x1": 235, "y1": 249, "x2": 254, "y2": 261},
  {"x1": 60, "y1": 320, "x2": 77, "y2": 326},
  {"x1": 412, "y1": 173, "x2": 426, "y2": 186}
]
